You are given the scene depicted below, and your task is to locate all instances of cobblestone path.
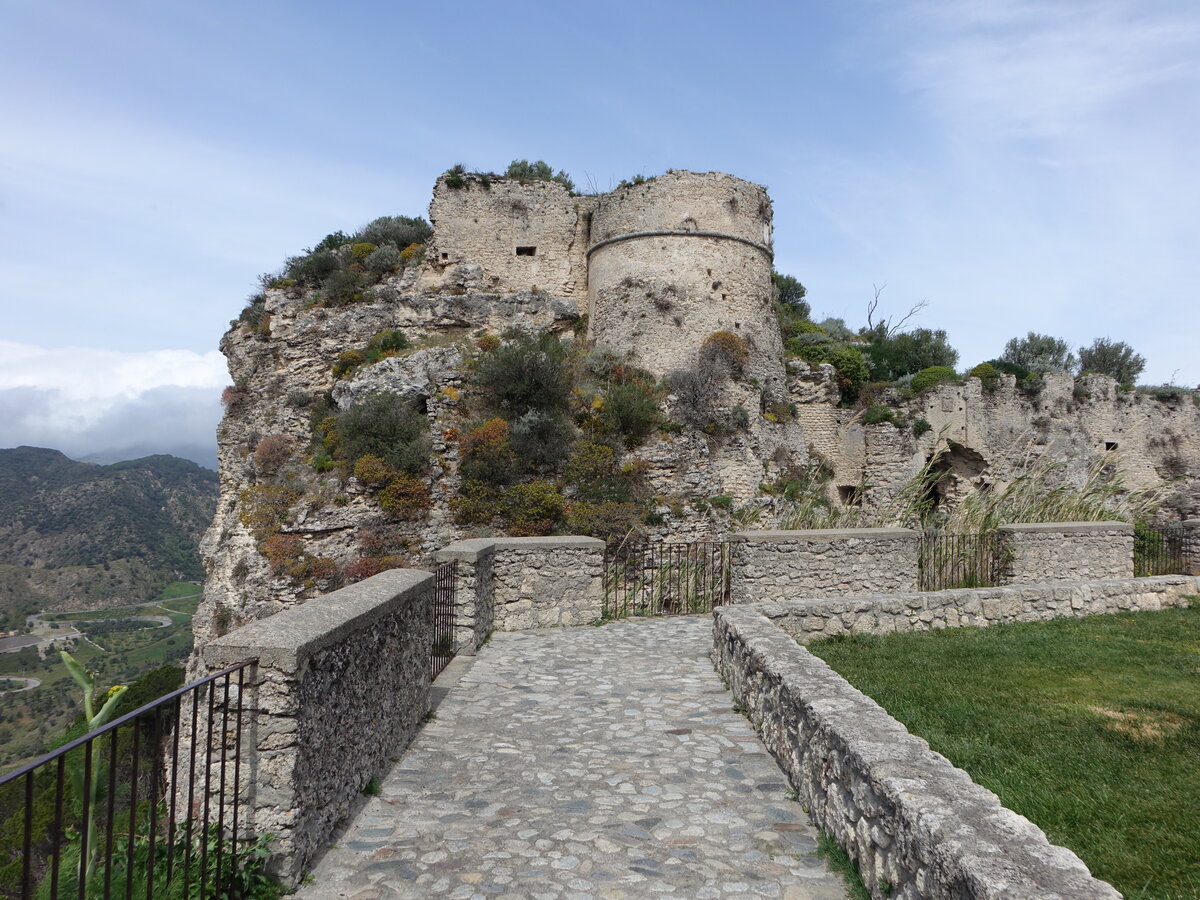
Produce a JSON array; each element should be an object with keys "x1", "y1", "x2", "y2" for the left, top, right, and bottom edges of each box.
[{"x1": 299, "y1": 617, "x2": 847, "y2": 899}]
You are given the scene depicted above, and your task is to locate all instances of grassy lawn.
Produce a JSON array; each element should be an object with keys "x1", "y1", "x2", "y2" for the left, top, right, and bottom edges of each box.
[{"x1": 808, "y1": 605, "x2": 1200, "y2": 900}]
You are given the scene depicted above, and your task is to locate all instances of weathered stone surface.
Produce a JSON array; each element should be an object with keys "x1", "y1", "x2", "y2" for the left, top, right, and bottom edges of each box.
[
  {"x1": 996, "y1": 521, "x2": 1133, "y2": 583},
  {"x1": 298, "y1": 617, "x2": 848, "y2": 899},
  {"x1": 712, "y1": 605, "x2": 1124, "y2": 899},
  {"x1": 730, "y1": 529, "x2": 920, "y2": 603},
  {"x1": 201, "y1": 570, "x2": 433, "y2": 884}
]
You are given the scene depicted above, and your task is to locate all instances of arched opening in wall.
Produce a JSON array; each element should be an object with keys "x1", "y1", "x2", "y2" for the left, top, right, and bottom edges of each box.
[
  {"x1": 837, "y1": 485, "x2": 862, "y2": 507},
  {"x1": 922, "y1": 442, "x2": 988, "y2": 513}
]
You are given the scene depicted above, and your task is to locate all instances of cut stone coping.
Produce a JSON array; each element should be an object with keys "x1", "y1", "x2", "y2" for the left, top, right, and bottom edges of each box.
[
  {"x1": 203, "y1": 569, "x2": 433, "y2": 673},
  {"x1": 433, "y1": 535, "x2": 605, "y2": 562},
  {"x1": 730, "y1": 527, "x2": 918, "y2": 542},
  {"x1": 997, "y1": 521, "x2": 1132, "y2": 534},
  {"x1": 713, "y1": 602, "x2": 1125, "y2": 899}
]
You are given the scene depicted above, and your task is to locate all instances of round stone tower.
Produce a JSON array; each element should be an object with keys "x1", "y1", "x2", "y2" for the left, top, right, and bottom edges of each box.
[{"x1": 586, "y1": 170, "x2": 783, "y2": 387}]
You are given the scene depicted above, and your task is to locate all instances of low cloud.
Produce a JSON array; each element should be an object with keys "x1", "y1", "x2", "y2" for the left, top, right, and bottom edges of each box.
[{"x1": 0, "y1": 343, "x2": 227, "y2": 469}]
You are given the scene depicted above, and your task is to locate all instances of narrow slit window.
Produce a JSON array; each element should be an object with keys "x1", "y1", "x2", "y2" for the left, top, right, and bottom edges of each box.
[
  {"x1": 515, "y1": 246, "x2": 536, "y2": 256},
  {"x1": 1105, "y1": 441, "x2": 1119, "y2": 451}
]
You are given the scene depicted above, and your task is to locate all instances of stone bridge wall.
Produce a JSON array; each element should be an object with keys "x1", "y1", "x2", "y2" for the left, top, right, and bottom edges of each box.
[
  {"x1": 709, "y1": 580, "x2": 1199, "y2": 899},
  {"x1": 729, "y1": 528, "x2": 920, "y2": 603},
  {"x1": 202, "y1": 569, "x2": 433, "y2": 884},
  {"x1": 996, "y1": 521, "x2": 1133, "y2": 582}
]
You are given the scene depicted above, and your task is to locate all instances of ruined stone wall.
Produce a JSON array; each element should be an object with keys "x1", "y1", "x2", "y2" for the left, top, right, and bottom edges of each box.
[
  {"x1": 996, "y1": 522, "x2": 1133, "y2": 583},
  {"x1": 712, "y1": 603, "x2": 1125, "y2": 899},
  {"x1": 201, "y1": 569, "x2": 433, "y2": 885},
  {"x1": 587, "y1": 171, "x2": 783, "y2": 387},
  {"x1": 729, "y1": 528, "x2": 920, "y2": 603},
  {"x1": 424, "y1": 175, "x2": 592, "y2": 302}
]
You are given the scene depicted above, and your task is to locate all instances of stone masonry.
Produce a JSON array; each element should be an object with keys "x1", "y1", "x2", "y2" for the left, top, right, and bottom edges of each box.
[
  {"x1": 996, "y1": 521, "x2": 1134, "y2": 583},
  {"x1": 712, "y1": 604, "x2": 1123, "y2": 900},
  {"x1": 202, "y1": 569, "x2": 433, "y2": 884},
  {"x1": 729, "y1": 529, "x2": 920, "y2": 604}
]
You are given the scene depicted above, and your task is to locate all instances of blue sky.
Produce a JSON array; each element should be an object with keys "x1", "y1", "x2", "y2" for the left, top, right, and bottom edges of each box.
[{"x1": 1, "y1": 0, "x2": 1197, "y2": 468}]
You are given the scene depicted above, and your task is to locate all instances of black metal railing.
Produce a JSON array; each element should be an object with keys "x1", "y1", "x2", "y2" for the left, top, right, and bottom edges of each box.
[
  {"x1": 919, "y1": 531, "x2": 1001, "y2": 591},
  {"x1": 0, "y1": 660, "x2": 256, "y2": 900},
  {"x1": 1135, "y1": 523, "x2": 1188, "y2": 576},
  {"x1": 432, "y1": 561, "x2": 457, "y2": 680},
  {"x1": 603, "y1": 541, "x2": 731, "y2": 619}
]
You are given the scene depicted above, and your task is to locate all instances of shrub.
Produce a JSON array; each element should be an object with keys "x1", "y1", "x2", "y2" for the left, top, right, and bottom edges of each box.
[
  {"x1": 350, "y1": 241, "x2": 377, "y2": 260},
  {"x1": 236, "y1": 295, "x2": 268, "y2": 332},
  {"x1": 476, "y1": 334, "x2": 500, "y2": 352},
  {"x1": 460, "y1": 418, "x2": 518, "y2": 486},
  {"x1": 600, "y1": 382, "x2": 659, "y2": 447},
  {"x1": 336, "y1": 392, "x2": 429, "y2": 473},
  {"x1": 912, "y1": 418, "x2": 932, "y2": 438},
  {"x1": 700, "y1": 331, "x2": 749, "y2": 377},
  {"x1": 710, "y1": 495, "x2": 734, "y2": 511},
  {"x1": 287, "y1": 555, "x2": 339, "y2": 585},
  {"x1": 504, "y1": 159, "x2": 575, "y2": 192},
  {"x1": 968, "y1": 362, "x2": 1000, "y2": 391},
  {"x1": 400, "y1": 242, "x2": 425, "y2": 265},
  {"x1": 358, "y1": 215, "x2": 432, "y2": 248},
  {"x1": 321, "y1": 267, "x2": 366, "y2": 306},
  {"x1": 502, "y1": 480, "x2": 565, "y2": 536},
  {"x1": 789, "y1": 341, "x2": 829, "y2": 364},
  {"x1": 358, "y1": 525, "x2": 408, "y2": 557},
  {"x1": 345, "y1": 556, "x2": 404, "y2": 583},
  {"x1": 828, "y1": 347, "x2": 870, "y2": 403},
  {"x1": 473, "y1": 332, "x2": 571, "y2": 416},
  {"x1": 365, "y1": 244, "x2": 401, "y2": 274},
  {"x1": 509, "y1": 408, "x2": 575, "y2": 469},
  {"x1": 260, "y1": 533, "x2": 304, "y2": 573},
  {"x1": 771, "y1": 271, "x2": 809, "y2": 316},
  {"x1": 253, "y1": 434, "x2": 292, "y2": 475},
  {"x1": 862, "y1": 404, "x2": 896, "y2": 425},
  {"x1": 865, "y1": 328, "x2": 959, "y2": 381},
  {"x1": 379, "y1": 473, "x2": 432, "y2": 519},
  {"x1": 353, "y1": 454, "x2": 393, "y2": 486},
  {"x1": 1078, "y1": 337, "x2": 1146, "y2": 384},
  {"x1": 1002, "y1": 332, "x2": 1075, "y2": 373},
  {"x1": 333, "y1": 349, "x2": 367, "y2": 379},
  {"x1": 238, "y1": 485, "x2": 302, "y2": 539},
  {"x1": 367, "y1": 329, "x2": 410, "y2": 354},
  {"x1": 565, "y1": 501, "x2": 644, "y2": 547},
  {"x1": 911, "y1": 366, "x2": 958, "y2": 394},
  {"x1": 452, "y1": 480, "x2": 503, "y2": 525},
  {"x1": 564, "y1": 441, "x2": 635, "y2": 502},
  {"x1": 732, "y1": 405, "x2": 751, "y2": 430},
  {"x1": 221, "y1": 382, "x2": 251, "y2": 409},
  {"x1": 989, "y1": 358, "x2": 1030, "y2": 380},
  {"x1": 285, "y1": 249, "x2": 340, "y2": 284}
]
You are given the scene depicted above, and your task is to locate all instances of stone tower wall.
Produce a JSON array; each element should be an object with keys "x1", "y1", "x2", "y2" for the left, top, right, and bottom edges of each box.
[
  {"x1": 586, "y1": 171, "x2": 783, "y2": 386},
  {"x1": 424, "y1": 175, "x2": 593, "y2": 302}
]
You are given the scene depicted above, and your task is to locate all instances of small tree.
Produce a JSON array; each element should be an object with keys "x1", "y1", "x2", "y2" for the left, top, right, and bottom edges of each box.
[
  {"x1": 864, "y1": 328, "x2": 959, "y2": 382},
  {"x1": 1001, "y1": 332, "x2": 1076, "y2": 372},
  {"x1": 1078, "y1": 338, "x2": 1146, "y2": 384},
  {"x1": 772, "y1": 271, "x2": 810, "y2": 318}
]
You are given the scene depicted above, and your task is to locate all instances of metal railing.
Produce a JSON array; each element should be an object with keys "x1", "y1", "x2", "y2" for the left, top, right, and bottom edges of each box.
[
  {"x1": 0, "y1": 660, "x2": 256, "y2": 900},
  {"x1": 603, "y1": 541, "x2": 731, "y2": 619},
  {"x1": 918, "y1": 531, "x2": 1001, "y2": 591},
  {"x1": 1135, "y1": 523, "x2": 1188, "y2": 576},
  {"x1": 432, "y1": 561, "x2": 458, "y2": 680}
]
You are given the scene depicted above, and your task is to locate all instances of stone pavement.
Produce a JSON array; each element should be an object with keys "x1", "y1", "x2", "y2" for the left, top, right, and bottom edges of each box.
[{"x1": 297, "y1": 617, "x2": 848, "y2": 899}]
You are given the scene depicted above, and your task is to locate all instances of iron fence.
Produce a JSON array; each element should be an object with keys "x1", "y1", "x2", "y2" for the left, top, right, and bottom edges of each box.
[
  {"x1": 432, "y1": 561, "x2": 458, "y2": 680},
  {"x1": 0, "y1": 660, "x2": 256, "y2": 900},
  {"x1": 1135, "y1": 523, "x2": 1188, "y2": 576},
  {"x1": 919, "y1": 531, "x2": 1001, "y2": 591},
  {"x1": 603, "y1": 541, "x2": 731, "y2": 619}
]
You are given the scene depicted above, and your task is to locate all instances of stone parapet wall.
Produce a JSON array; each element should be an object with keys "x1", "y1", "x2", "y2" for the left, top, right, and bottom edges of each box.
[
  {"x1": 432, "y1": 540, "x2": 496, "y2": 654},
  {"x1": 711, "y1": 603, "x2": 1125, "y2": 899},
  {"x1": 202, "y1": 569, "x2": 433, "y2": 884},
  {"x1": 729, "y1": 528, "x2": 920, "y2": 604},
  {"x1": 437, "y1": 535, "x2": 605, "y2": 631},
  {"x1": 996, "y1": 521, "x2": 1133, "y2": 583},
  {"x1": 761, "y1": 575, "x2": 1196, "y2": 643},
  {"x1": 1184, "y1": 519, "x2": 1200, "y2": 575}
]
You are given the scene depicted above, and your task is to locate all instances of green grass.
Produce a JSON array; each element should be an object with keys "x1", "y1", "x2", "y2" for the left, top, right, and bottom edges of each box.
[
  {"x1": 808, "y1": 605, "x2": 1200, "y2": 900},
  {"x1": 160, "y1": 580, "x2": 202, "y2": 600},
  {"x1": 816, "y1": 831, "x2": 872, "y2": 900}
]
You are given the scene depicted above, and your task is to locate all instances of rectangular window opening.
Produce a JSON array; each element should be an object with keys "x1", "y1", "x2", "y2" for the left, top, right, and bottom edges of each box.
[
  {"x1": 515, "y1": 246, "x2": 536, "y2": 256},
  {"x1": 1105, "y1": 441, "x2": 1119, "y2": 451},
  {"x1": 441, "y1": 252, "x2": 448, "y2": 260}
]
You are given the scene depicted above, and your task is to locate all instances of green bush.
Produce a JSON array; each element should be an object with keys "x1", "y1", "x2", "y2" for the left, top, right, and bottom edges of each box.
[
  {"x1": 353, "y1": 454, "x2": 392, "y2": 486},
  {"x1": 564, "y1": 441, "x2": 635, "y2": 502},
  {"x1": 358, "y1": 215, "x2": 431, "y2": 248},
  {"x1": 336, "y1": 392, "x2": 428, "y2": 473},
  {"x1": 968, "y1": 362, "x2": 1000, "y2": 391},
  {"x1": 566, "y1": 500, "x2": 644, "y2": 547},
  {"x1": 600, "y1": 382, "x2": 659, "y2": 447},
  {"x1": 321, "y1": 267, "x2": 366, "y2": 307},
  {"x1": 284, "y1": 248, "x2": 340, "y2": 284},
  {"x1": 700, "y1": 331, "x2": 749, "y2": 378},
  {"x1": 365, "y1": 244, "x2": 401, "y2": 274},
  {"x1": 502, "y1": 480, "x2": 565, "y2": 536},
  {"x1": 862, "y1": 404, "x2": 896, "y2": 425},
  {"x1": 452, "y1": 480, "x2": 504, "y2": 525},
  {"x1": 788, "y1": 341, "x2": 828, "y2": 364},
  {"x1": 913, "y1": 418, "x2": 932, "y2": 438},
  {"x1": 504, "y1": 159, "x2": 575, "y2": 192},
  {"x1": 379, "y1": 473, "x2": 431, "y2": 519},
  {"x1": 367, "y1": 329, "x2": 410, "y2": 354},
  {"x1": 333, "y1": 349, "x2": 366, "y2": 379},
  {"x1": 864, "y1": 328, "x2": 959, "y2": 381},
  {"x1": 460, "y1": 418, "x2": 518, "y2": 486},
  {"x1": 829, "y1": 347, "x2": 870, "y2": 403},
  {"x1": 911, "y1": 366, "x2": 959, "y2": 394},
  {"x1": 509, "y1": 409, "x2": 575, "y2": 469},
  {"x1": 350, "y1": 241, "x2": 377, "y2": 260},
  {"x1": 473, "y1": 332, "x2": 571, "y2": 417}
]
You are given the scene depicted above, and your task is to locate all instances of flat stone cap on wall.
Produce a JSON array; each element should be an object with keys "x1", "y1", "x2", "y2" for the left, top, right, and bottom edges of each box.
[
  {"x1": 203, "y1": 569, "x2": 433, "y2": 673},
  {"x1": 730, "y1": 528, "x2": 919, "y2": 542},
  {"x1": 997, "y1": 521, "x2": 1133, "y2": 534},
  {"x1": 435, "y1": 535, "x2": 605, "y2": 562}
]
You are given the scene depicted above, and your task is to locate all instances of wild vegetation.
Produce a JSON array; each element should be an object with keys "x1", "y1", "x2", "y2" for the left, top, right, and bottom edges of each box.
[{"x1": 810, "y1": 605, "x2": 1200, "y2": 900}]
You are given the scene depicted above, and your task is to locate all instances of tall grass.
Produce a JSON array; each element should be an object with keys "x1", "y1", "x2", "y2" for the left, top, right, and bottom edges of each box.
[{"x1": 780, "y1": 447, "x2": 1161, "y2": 534}]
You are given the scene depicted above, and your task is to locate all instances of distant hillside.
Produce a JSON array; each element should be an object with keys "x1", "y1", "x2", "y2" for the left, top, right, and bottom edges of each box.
[{"x1": 0, "y1": 447, "x2": 218, "y2": 620}]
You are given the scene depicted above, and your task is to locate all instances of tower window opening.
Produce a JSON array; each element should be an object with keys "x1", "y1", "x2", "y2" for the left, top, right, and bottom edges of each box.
[
  {"x1": 1105, "y1": 441, "x2": 1119, "y2": 451},
  {"x1": 516, "y1": 246, "x2": 536, "y2": 256}
]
